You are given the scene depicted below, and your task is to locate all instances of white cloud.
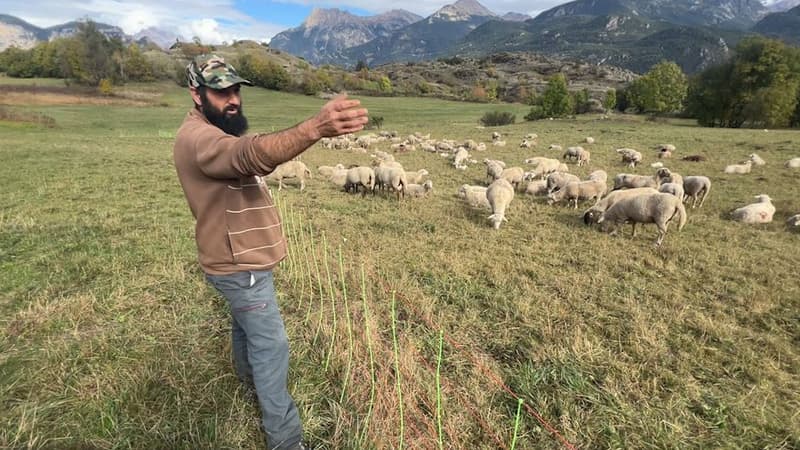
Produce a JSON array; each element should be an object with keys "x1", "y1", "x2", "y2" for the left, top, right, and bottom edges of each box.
[{"x1": 272, "y1": 0, "x2": 563, "y2": 18}]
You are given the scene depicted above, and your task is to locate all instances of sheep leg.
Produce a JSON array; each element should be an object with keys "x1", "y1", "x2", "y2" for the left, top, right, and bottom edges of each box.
[
  {"x1": 655, "y1": 222, "x2": 668, "y2": 246},
  {"x1": 698, "y1": 190, "x2": 708, "y2": 208},
  {"x1": 630, "y1": 223, "x2": 637, "y2": 237},
  {"x1": 300, "y1": 179, "x2": 305, "y2": 191}
]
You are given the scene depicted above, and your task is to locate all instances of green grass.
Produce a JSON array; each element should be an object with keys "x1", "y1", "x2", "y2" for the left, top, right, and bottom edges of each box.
[{"x1": 1, "y1": 79, "x2": 799, "y2": 449}]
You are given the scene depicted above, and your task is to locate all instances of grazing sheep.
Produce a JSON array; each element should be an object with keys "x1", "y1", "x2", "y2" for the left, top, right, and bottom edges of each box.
[
  {"x1": 613, "y1": 173, "x2": 657, "y2": 190},
  {"x1": 344, "y1": 166, "x2": 375, "y2": 197},
  {"x1": 546, "y1": 172, "x2": 581, "y2": 193},
  {"x1": 374, "y1": 166, "x2": 407, "y2": 199},
  {"x1": 264, "y1": 160, "x2": 312, "y2": 191},
  {"x1": 587, "y1": 170, "x2": 608, "y2": 184},
  {"x1": 405, "y1": 180, "x2": 433, "y2": 198},
  {"x1": 499, "y1": 167, "x2": 525, "y2": 189},
  {"x1": 453, "y1": 147, "x2": 470, "y2": 170},
  {"x1": 405, "y1": 169, "x2": 429, "y2": 184},
  {"x1": 524, "y1": 179, "x2": 549, "y2": 196},
  {"x1": 548, "y1": 144, "x2": 563, "y2": 152},
  {"x1": 682, "y1": 155, "x2": 707, "y2": 162},
  {"x1": 583, "y1": 187, "x2": 659, "y2": 225},
  {"x1": 616, "y1": 148, "x2": 642, "y2": 168},
  {"x1": 658, "y1": 182, "x2": 685, "y2": 200},
  {"x1": 682, "y1": 176, "x2": 711, "y2": 208},
  {"x1": 724, "y1": 161, "x2": 753, "y2": 174},
  {"x1": 787, "y1": 214, "x2": 800, "y2": 228},
  {"x1": 485, "y1": 159, "x2": 506, "y2": 183},
  {"x1": 585, "y1": 137, "x2": 595, "y2": 144},
  {"x1": 655, "y1": 168, "x2": 683, "y2": 187},
  {"x1": 318, "y1": 164, "x2": 345, "y2": 179},
  {"x1": 784, "y1": 157, "x2": 800, "y2": 168},
  {"x1": 748, "y1": 153, "x2": 766, "y2": 166},
  {"x1": 562, "y1": 146, "x2": 585, "y2": 162},
  {"x1": 547, "y1": 179, "x2": 607, "y2": 209},
  {"x1": 597, "y1": 193, "x2": 687, "y2": 246},
  {"x1": 730, "y1": 194, "x2": 775, "y2": 224},
  {"x1": 458, "y1": 184, "x2": 490, "y2": 210},
  {"x1": 527, "y1": 158, "x2": 562, "y2": 179},
  {"x1": 487, "y1": 179, "x2": 515, "y2": 229}
]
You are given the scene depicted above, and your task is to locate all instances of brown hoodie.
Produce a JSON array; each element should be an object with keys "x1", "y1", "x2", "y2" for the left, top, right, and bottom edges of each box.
[{"x1": 173, "y1": 108, "x2": 287, "y2": 275}]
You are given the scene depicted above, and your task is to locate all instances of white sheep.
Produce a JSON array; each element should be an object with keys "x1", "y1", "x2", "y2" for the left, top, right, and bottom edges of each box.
[
  {"x1": 546, "y1": 172, "x2": 581, "y2": 193},
  {"x1": 748, "y1": 153, "x2": 766, "y2": 166},
  {"x1": 405, "y1": 169, "x2": 429, "y2": 184},
  {"x1": 616, "y1": 148, "x2": 642, "y2": 168},
  {"x1": 650, "y1": 162, "x2": 664, "y2": 168},
  {"x1": 485, "y1": 159, "x2": 506, "y2": 183},
  {"x1": 328, "y1": 168, "x2": 349, "y2": 188},
  {"x1": 317, "y1": 164, "x2": 345, "y2": 179},
  {"x1": 487, "y1": 178, "x2": 515, "y2": 229},
  {"x1": 656, "y1": 144, "x2": 675, "y2": 158},
  {"x1": 458, "y1": 184, "x2": 490, "y2": 210},
  {"x1": 785, "y1": 158, "x2": 800, "y2": 168},
  {"x1": 597, "y1": 193, "x2": 687, "y2": 246},
  {"x1": 453, "y1": 147, "x2": 470, "y2": 170},
  {"x1": 524, "y1": 179, "x2": 549, "y2": 196},
  {"x1": 264, "y1": 160, "x2": 312, "y2": 191},
  {"x1": 519, "y1": 139, "x2": 534, "y2": 149},
  {"x1": 582, "y1": 187, "x2": 659, "y2": 225},
  {"x1": 344, "y1": 166, "x2": 375, "y2": 196},
  {"x1": 405, "y1": 180, "x2": 433, "y2": 198},
  {"x1": 492, "y1": 140, "x2": 507, "y2": 147},
  {"x1": 655, "y1": 168, "x2": 683, "y2": 187},
  {"x1": 499, "y1": 167, "x2": 525, "y2": 189},
  {"x1": 724, "y1": 161, "x2": 752, "y2": 174},
  {"x1": 374, "y1": 166, "x2": 407, "y2": 199},
  {"x1": 658, "y1": 182, "x2": 685, "y2": 200},
  {"x1": 682, "y1": 176, "x2": 711, "y2": 208},
  {"x1": 730, "y1": 194, "x2": 775, "y2": 224},
  {"x1": 491, "y1": 131, "x2": 501, "y2": 141},
  {"x1": 547, "y1": 179, "x2": 607, "y2": 209},
  {"x1": 613, "y1": 173, "x2": 657, "y2": 190},
  {"x1": 587, "y1": 170, "x2": 608, "y2": 184},
  {"x1": 548, "y1": 144, "x2": 563, "y2": 152},
  {"x1": 585, "y1": 136, "x2": 595, "y2": 144},
  {"x1": 527, "y1": 158, "x2": 561, "y2": 179},
  {"x1": 562, "y1": 146, "x2": 585, "y2": 162},
  {"x1": 525, "y1": 133, "x2": 539, "y2": 140}
]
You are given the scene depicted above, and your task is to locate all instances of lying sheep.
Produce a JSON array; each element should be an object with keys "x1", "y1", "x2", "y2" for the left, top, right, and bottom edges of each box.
[
  {"x1": 583, "y1": 187, "x2": 659, "y2": 224},
  {"x1": 613, "y1": 173, "x2": 657, "y2": 190},
  {"x1": 546, "y1": 172, "x2": 581, "y2": 193},
  {"x1": 724, "y1": 161, "x2": 752, "y2": 174},
  {"x1": 405, "y1": 180, "x2": 433, "y2": 198},
  {"x1": 547, "y1": 179, "x2": 606, "y2": 209},
  {"x1": 493, "y1": 140, "x2": 507, "y2": 147},
  {"x1": 730, "y1": 194, "x2": 775, "y2": 224},
  {"x1": 548, "y1": 144, "x2": 563, "y2": 152},
  {"x1": 656, "y1": 144, "x2": 675, "y2": 158},
  {"x1": 453, "y1": 147, "x2": 470, "y2": 170},
  {"x1": 658, "y1": 182, "x2": 685, "y2": 200},
  {"x1": 651, "y1": 162, "x2": 664, "y2": 169},
  {"x1": 487, "y1": 179, "x2": 515, "y2": 229},
  {"x1": 458, "y1": 184, "x2": 490, "y2": 210},
  {"x1": 597, "y1": 193, "x2": 687, "y2": 246},
  {"x1": 682, "y1": 176, "x2": 711, "y2": 208},
  {"x1": 524, "y1": 179, "x2": 549, "y2": 196},
  {"x1": 748, "y1": 153, "x2": 766, "y2": 166},
  {"x1": 345, "y1": 166, "x2": 375, "y2": 197},
  {"x1": 264, "y1": 160, "x2": 312, "y2": 191},
  {"x1": 585, "y1": 137, "x2": 595, "y2": 144},
  {"x1": 318, "y1": 164, "x2": 345, "y2": 179},
  {"x1": 519, "y1": 139, "x2": 534, "y2": 149},
  {"x1": 785, "y1": 158, "x2": 800, "y2": 168}
]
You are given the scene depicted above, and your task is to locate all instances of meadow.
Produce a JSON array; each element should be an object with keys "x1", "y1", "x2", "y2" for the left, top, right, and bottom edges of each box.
[{"x1": 1, "y1": 77, "x2": 799, "y2": 450}]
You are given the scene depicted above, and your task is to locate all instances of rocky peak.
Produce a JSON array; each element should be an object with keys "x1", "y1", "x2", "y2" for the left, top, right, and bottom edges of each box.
[
  {"x1": 303, "y1": 8, "x2": 359, "y2": 28},
  {"x1": 432, "y1": 0, "x2": 497, "y2": 21}
]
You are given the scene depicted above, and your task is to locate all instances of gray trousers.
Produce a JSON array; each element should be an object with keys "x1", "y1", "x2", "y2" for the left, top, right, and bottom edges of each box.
[{"x1": 206, "y1": 270, "x2": 303, "y2": 450}]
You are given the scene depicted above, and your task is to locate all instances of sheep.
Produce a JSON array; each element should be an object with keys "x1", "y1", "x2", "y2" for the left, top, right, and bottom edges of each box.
[
  {"x1": 548, "y1": 144, "x2": 563, "y2": 152},
  {"x1": 787, "y1": 214, "x2": 800, "y2": 228},
  {"x1": 405, "y1": 180, "x2": 433, "y2": 198},
  {"x1": 682, "y1": 176, "x2": 711, "y2": 208},
  {"x1": 613, "y1": 173, "x2": 657, "y2": 190},
  {"x1": 264, "y1": 160, "x2": 312, "y2": 191},
  {"x1": 597, "y1": 193, "x2": 687, "y2": 246},
  {"x1": 524, "y1": 179, "x2": 549, "y2": 196},
  {"x1": 318, "y1": 164, "x2": 345, "y2": 179},
  {"x1": 485, "y1": 160, "x2": 505, "y2": 183},
  {"x1": 499, "y1": 167, "x2": 525, "y2": 189},
  {"x1": 724, "y1": 161, "x2": 752, "y2": 174},
  {"x1": 525, "y1": 133, "x2": 539, "y2": 140},
  {"x1": 587, "y1": 170, "x2": 608, "y2": 184},
  {"x1": 616, "y1": 148, "x2": 642, "y2": 167},
  {"x1": 682, "y1": 155, "x2": 707, "y2": 162},
  {"x1": 650, "y1": 162, "x2": 664, "y2": 169},
  {"x1": 546, "y1": 172, "x2": 581, "y2": 193},
  {"x1": 453, "y1": 147, "x2": 470, "y2": 170},
  {"x1": 492, "y1": 140, "x2": 507, "y2": 147},
  {"x1": 491, "y1": 131, "x2": 501, "y2": 141},
  {"x1": 458, "y1": 184, "x2": 490, "y2": 210},
  {"x1": 655, "y1": 168, "x2": 683, "y2": 187},
  {"x1": 372, "y1": 150, "x2": 395, "y2": 163},
  {"x1": 585, "y1": 136, "x2": 595, "y2": 144},
  {"x1": 519, "y1": 139, "x2": 534, "y2": 149},
  {"x1": 784, "y1": 158, "x2": 800, "y2": 168},
  {"x1": 344, "y1": 166, "x2": 375, "y2": 197},
  {"x1": 562, "y1": 146, "x2": 585, "y2": 162},
  {"x1": 487, "y1": 179, "x2": 515, "y2": 229},
  {"x1": 576, "y1": 148, "x2": 591, "y2": 166},
  {"x1": 730, "y1": 194, "x2": 775, "y2": 224},
  {"x1": 527, "y1": 158, "x2": 561, "y2": 179},
  {"x1": 583, "y1": 187, "x2": 659, "y2": 225},
  {"x1": 404, "y1": 169, "x2": 429, "y2": 184},
  {"x1": 328, "y1": 168, "x2": 349, "y2": 188},
  {"x1": 748, "y1": 153, "x2": 766, "y2": 166},
  {"x1": 547, "y1": 179, "x2": 607, "y2": 209},
  {"x1": 374, "y1": 166, "x2": 407, "y2": 199},
  {"x1": 658, "y1": 182, "x2": 685, "y2": 200},
  {"x1": 656, "y1": 144, "x2": 675, "y2": 158}
]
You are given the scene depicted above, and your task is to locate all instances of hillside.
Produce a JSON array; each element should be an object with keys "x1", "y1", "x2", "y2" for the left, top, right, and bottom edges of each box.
[{"x1": 752, "y1": 4, "x2": 800, "y2": 44}]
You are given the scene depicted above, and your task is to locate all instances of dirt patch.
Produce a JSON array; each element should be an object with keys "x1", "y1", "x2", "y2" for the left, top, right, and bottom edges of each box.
[{"x1": 0, "y1": 85, "x2": 156, "y2": 106}]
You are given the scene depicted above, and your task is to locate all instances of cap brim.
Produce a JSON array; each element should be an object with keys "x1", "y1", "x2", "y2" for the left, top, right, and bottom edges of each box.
[{"x1": 207, "y1": 76, "x2": 254, "y2": 89}]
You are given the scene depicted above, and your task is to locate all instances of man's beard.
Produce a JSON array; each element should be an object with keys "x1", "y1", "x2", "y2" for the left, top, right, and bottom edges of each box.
[{"x1": 200, "y1": 96, "x2": 249, "y2": 136}]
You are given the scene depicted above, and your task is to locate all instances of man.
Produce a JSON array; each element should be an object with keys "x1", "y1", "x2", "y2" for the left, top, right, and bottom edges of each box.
[{"x1": 173, "y1": 54, "x2": 368, "y2": 450}]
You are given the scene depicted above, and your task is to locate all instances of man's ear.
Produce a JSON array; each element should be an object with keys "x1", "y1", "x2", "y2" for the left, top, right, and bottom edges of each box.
[{"x1": 189, "y1": 87, "x2": 202, "y2": 107}]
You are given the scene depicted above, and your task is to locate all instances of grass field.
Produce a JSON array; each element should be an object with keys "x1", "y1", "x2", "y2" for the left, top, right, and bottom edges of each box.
[{"x1": 1, "y1": 78, "x2": 799, "y2": 450}]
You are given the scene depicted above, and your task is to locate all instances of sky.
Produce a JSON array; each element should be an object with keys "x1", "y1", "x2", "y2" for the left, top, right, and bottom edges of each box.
[{"x1": 3, "y1": 0, "x2": 567, "y2": 43}]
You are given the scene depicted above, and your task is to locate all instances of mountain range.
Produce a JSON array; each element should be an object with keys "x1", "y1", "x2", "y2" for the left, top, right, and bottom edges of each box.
[{"x1": 2, "y1": 0, "x2": 800, "y2": 75}]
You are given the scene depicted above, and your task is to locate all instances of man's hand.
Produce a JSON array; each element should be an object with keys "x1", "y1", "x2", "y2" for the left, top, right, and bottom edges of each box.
[{"x1": 306, "y1": 94, "x2": 369, "y2": 140}]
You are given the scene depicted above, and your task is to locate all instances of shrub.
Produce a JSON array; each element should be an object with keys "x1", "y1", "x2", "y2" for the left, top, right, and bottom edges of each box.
[
  {"x1": 524, "y1": 105, "x2": 547, "y2": 121},
  {"x1": 366, "y1": 116, "x2": 384, "y2": 129},
  {"x1": 98, "y1": 78, "x2": 113, "y2": 95},
  {"x1": 480, "y1": 111, "x2": 516, "y2": 126}
]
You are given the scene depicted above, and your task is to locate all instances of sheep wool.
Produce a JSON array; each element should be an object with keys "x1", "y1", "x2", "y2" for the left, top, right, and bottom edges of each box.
[
  {"x1": 487, "y1": 179, "x2": 515, "y2": 229},
  {"x1": 598, "y1": 192, "x2": 687, "y2": 246},
  {"x1": 731, "y1": 194, "x2": 775, "y2": 224}
]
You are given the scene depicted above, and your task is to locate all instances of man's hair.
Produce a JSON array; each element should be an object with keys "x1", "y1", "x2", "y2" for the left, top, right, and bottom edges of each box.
[{"x1": 193, "y1": 86, "x2": 207, "y2": 108}]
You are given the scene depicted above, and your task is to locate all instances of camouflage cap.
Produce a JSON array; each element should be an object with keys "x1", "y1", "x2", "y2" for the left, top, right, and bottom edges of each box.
[{"x1": 186, "y1": 54, "x2": 253, "y2": 90}]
